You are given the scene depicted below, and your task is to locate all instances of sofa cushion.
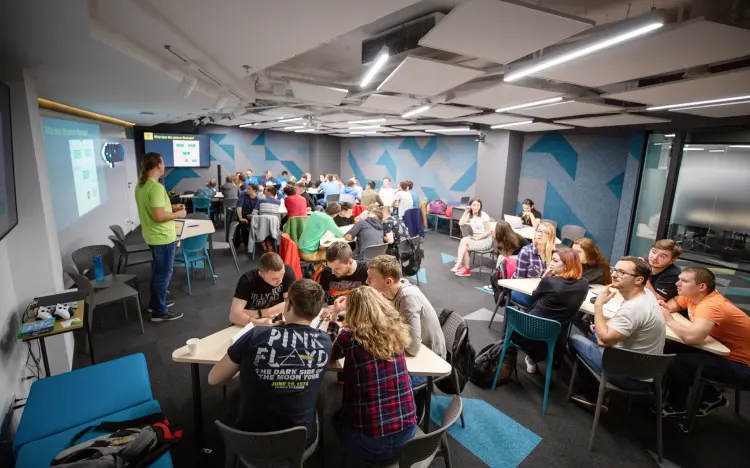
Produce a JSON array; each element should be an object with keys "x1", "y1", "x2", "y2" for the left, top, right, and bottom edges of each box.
[
  {"x1": 15, "y1": 400, "x2": 172, "y2": 468},
  {"x1": 14, "y1": 353, "x2": 153, "y2": 453}
]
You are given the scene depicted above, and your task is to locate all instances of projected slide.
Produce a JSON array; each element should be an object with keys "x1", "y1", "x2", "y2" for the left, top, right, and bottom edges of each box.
[
  {"x1": 41, "y1": 117, "x2": 106, "y2": 232},
  {"x1": 172, "y1": 139, "x2": 201, "y2": 167}
]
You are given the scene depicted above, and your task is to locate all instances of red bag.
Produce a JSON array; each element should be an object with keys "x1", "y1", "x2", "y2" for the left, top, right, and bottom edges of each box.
[{"x1": 445, "y1": 205, "x2": 454, "y2": 218}]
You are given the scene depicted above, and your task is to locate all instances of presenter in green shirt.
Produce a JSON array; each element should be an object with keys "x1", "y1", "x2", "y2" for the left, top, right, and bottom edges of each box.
[{"x1": 135, "y1": 152, "x2": 186, "y2": 322}]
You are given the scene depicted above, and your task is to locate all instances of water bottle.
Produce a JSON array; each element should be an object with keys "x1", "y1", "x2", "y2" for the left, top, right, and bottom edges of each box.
[{"x1": 93, "y1": 255, "x2": 105, "y2": 282}]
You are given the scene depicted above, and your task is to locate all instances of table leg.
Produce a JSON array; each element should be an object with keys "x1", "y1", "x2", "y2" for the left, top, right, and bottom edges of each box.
[
  {"x1": 422, "y1": 377, "x2": 434, "y2": 433},
  {"x1": 83, "y1": 305, "x2": 96, "y2": 365},
  {"x1": 39, "y1": 338, "x2": 51, "y2": 377},
  {"x1": 679, "y1": 361, "x2": 705, "y2": 434},
  {"x1": 191, "y1": 363, "x2": 211, "y2": 454}
]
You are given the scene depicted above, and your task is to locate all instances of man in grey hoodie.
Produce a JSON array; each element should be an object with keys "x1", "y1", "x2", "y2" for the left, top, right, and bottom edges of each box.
[{"x1": 345, "y1": 203, "x2": 385, "y2": 257}]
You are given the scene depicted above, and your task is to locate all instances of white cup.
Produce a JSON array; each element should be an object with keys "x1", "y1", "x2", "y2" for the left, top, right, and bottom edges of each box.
[{"x1": 187, "y1": 338, "x2": 200, "y2": 356}]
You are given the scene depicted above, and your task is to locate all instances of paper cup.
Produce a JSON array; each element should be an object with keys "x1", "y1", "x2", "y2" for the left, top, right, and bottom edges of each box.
[{"x1": 187, "y1": 338, "x2": 199, "y2": 356}]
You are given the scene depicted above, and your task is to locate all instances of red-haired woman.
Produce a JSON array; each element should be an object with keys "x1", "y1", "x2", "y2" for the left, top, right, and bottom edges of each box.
[
  {"x1": 496, "y1": 248, "x2": 589, "y2": 381},
  {"x1": 571, "y1": 238, "x2": 611, "y2": 285}
]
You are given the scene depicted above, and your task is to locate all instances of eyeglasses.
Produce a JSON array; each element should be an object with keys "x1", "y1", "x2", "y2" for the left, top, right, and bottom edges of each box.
[
  {"x1": 611, "y1": 268, "x2": 637, "y2": 277},
  {"x1": 535, "y1": 229, "x2": 549, "y2": 235}
]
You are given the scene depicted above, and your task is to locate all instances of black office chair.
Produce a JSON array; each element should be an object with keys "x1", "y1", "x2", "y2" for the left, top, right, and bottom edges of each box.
[
  {"x1": 108, "y1": 236, "x2": 153, "y2": 274},
  {"x1": 109, "y1": 225, "x2": 149, "y2": 253}
]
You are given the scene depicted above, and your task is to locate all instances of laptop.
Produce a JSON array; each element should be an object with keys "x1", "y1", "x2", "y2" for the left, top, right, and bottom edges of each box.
[
  {"x1": 503, "y1": 214, "x2": 524, "y2": 229},
  {"x1": 459, "y1": 196, "x2": 470, "y2": 207},
  {"x1": 174, "y1": 219, "x2": 186, "y2": 239}
]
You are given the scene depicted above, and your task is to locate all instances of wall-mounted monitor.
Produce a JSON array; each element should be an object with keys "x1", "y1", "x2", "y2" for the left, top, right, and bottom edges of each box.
[{"x1": 142, "y1": 132, "x2": 210, "y2": 168}]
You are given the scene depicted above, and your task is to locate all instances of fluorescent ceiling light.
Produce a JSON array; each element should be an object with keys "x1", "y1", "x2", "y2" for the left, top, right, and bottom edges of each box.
[
  {"x1": 504, "y1": 21, "x2": 663, "y2": 82},
  {"x1": 360, "y1": 49, "x2": 389, "y2": 88},
  {"x1": 402, "y1": 105, "x2": 431, "y2": 118},
  {"x1": 648, "y1": 94, "x2": 750, "y2": 111},
  {"x1": 490, "y1": 120, "x2": 534, "y2": 129},
  {"x1": 730, "y1": 145, "x2": 750, "y2": 148},
  {"x1": 239, "y1": 123, "x2": 257, "y2": 128},
  {"x1": 672, "y1": 99, "x2": 750, "y2": 112},
  {"x1": 709, "y1": 149, "x2": 725, "y2": 153},
  {"x1": 347, "y1": 118, "x2": 386, "y2": 125},
  {"x1": 295, "y1": 128, "x2": 315, "y2": 133},
  {"x1": 426, "y1": 127, "x2": 474, "y2": 133},
  {"x1": 284, "y1": 125, "x2": 305, "y2": 130},
  {"x1": 664, "y1": 133, "x2": 675, "y2": 137},
  {"x1": 495, "y1": 97, "x2": 563, "y2": 113},
  {"x1": 350, "y1": 131, "x2": 378, "y2": 135},
  {"x1": 278, "y1": 117, "x2": 303, "y2": 123},
  {"x1": 347, "y1": 125, "x2": 384, "y2": 130},
  {"x1": 683, "y1": 147, "x2": 704, "y2": 151}
]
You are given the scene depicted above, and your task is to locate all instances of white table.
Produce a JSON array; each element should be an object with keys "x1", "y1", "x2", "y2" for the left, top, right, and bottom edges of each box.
[
  {"x1": 173, "y1": 324, "x2": 451, "y2": 450},
  {"x1": 180, "y1": 192, "x2": 224, "y2": 200}
]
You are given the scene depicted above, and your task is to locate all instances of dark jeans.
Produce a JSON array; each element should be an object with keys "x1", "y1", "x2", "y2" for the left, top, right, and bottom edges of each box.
[
  {"x1": 666, "y1": 347, "x2": 750, "y2": 411},
  {"x1": 510, "y1": 290, "x2": 533, "y2": 309},
  {"x1": 148, "y1": 242, "x2": 176, "y2": 316},
  {"x1": 336, "y1": 420, "x2": 416, "y2": 463}
]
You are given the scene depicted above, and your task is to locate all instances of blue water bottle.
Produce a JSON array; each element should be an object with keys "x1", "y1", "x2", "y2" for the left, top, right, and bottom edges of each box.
[{"x1": 93, "y1": 255, "x2": 105, "y2": 282}]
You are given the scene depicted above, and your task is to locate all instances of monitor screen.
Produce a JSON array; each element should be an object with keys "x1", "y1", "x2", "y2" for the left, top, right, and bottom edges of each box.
[
  {"x1": 143, "y1": 132, "x2": 210, "y2": 168},
  {"x1": 0, "y1": 81, "x2": 19, "y2": 242}
]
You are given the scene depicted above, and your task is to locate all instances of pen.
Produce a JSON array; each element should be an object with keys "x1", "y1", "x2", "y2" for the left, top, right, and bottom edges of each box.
[{"x1": 187, "y1": 224, "x2": 199, "y2": 227}]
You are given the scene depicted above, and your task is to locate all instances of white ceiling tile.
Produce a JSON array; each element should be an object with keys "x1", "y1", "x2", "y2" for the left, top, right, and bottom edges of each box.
[
  {"x1": 380, "y1": 118, "x2": 414, "y2": 126},
  {"x1": 513, "y1": 101, "x2": 622, "y2": 119},
  {"x1": 450, "y1": 83, "x2": 562, "y2": 109},
  {"x1": 259, "y1": 107, "x2": 310, "y2": 118},
  {"x1": 391, "y1": 131, "x2": 434, "y2": 136},
  {"x1": 252, "y1": 121, "x2": 290, "y2": 129},
  {"x1": 461, "y1": 113, "x2": 532, "y2": 125},
  {"x1": 316, "y1": 112, "x2": 370, "y2": 122},
  {"x1": 531, "y1": 20, "x2": 750, "y2": 87},
  {"x1": 510, "y1": 122, "x2": 573, "y2": 132},
  {"x1": 239, "y1": 113, "x2": 278, "y2": 122},
  {"x1": 393, "y1": 124, "x2": 452, "y2": 130},
  {"x1": 330, "y1": 134, "x2": 363, "y2": 138},
  {"x1": 290, "y1": 81, "x2": 349, "y2": 105},
  {"x1": 323, "y1": 122, "x2": 357, "y2": 129},
  {"x1": 670, "y1": 100, "x2": 750, "y2": 118},
  {"x1": 555, "y1": 114, "x2": 670, "y2": 127},
  {"x1": 361, "y1": 94, "x2": 421, "y2": 112},
  {"x1": 420, "y1": 105, "x2": 482, "y2": 119},
  {"x1": 604, "y1": 68, "x2": 750, "y2": 106},
  {"x1": 419, "y1": 0, "x2": 591, "y2": 64},
  {"x1": 377, "y1": 56, "x2": 484, "y2": 96}
]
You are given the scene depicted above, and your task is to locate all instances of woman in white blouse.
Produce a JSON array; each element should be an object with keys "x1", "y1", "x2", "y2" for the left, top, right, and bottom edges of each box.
[{"x1": 451, "y1": 198, "x2": 492, "y2": 277}]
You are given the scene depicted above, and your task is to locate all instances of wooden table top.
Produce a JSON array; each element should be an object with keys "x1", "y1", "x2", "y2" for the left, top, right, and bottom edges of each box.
[
  {"x1": 22, "y1": 300, "x2": 86, "y2": 341},
  {"x1": 496, "y1": 278, "x2": 730, "y2": 356},
  {"x1": 172, "y1": 324, "x2": 452, "y2": 377}
]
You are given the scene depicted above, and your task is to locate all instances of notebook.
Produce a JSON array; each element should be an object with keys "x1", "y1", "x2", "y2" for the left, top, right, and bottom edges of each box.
[
  {"x1": 174, "y1": 220, "x2": 185, "y2": 239},
  {"x1": 231, "y1": 322, "x2": 254, "y2": 344},
  {"x1": 503, "y1": 214, "x2": 524, "y2": 229}
]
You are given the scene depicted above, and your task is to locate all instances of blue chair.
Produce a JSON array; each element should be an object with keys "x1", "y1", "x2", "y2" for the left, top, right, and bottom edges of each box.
[
  {"x1": 192, "y1": 196, "x2": 212, "y2": 218},
  {"x1": 491, "y1": 306, "x2": 561, "y2": 415},
  {"x1": 174, "y1": 234, "x2": 216, "y2": 295}
]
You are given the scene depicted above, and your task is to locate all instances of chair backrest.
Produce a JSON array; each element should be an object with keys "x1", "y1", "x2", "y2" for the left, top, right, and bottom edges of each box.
[
  {"x1": 601, "y1": 347, "x2": 675, "y2": 381},
  {"x1": 326, "y1": 194, "x2": 340, "y2": 204},
  {"x1": 193, "y1": 197, "x2": 211, "y2": 209},
  {"x1": 339, "y1": 194, "x2": 356, "y2": 204},
  {"x1": 440, "y1": 311, "x2": 467, "y2": 359},
  {"x1": 228, "y1": 222, "x2": 240, "y2": 243},
  {"x1": 72, "y1": 244, "x2": 116, "y2": 276},
  {"x1": 398, "y1": 235, "x2": 421, "y2": 254},
  {"x1": 65, "y1": 269, "x2": 96, "y2": 327},
  {"x1": 223, "y1": 198, "x2": 238, "y2": 210},
  {"x1": 186, "y1": 212, "x2": 210, "y2": 220},
  {"x1": 109, "y1": 225, "x2": 126, "y2": 242},
  {"x1": 360, "y1": 243, "x2": 388, "y2": 261},
  {"x1": 561, "y1": 224, "x2": 585, "y2": 241},
  {"x1": 505, "y1": 306, "x2": 561, "y2": 342},
  {"x1": 459, "y1": 224, "x2": 473, "y2": 238},
  {"x1": 542, "y1": 219, "x2": 558, "y2": 229},
  {"x1": 398, "y1": 396, "x2": 463, "y2": 468},
  {"x1": 180, "y1": 234, "x2": 209, "y2": 252},
  {"x1": 451, "y1": 207, "x2": 464, "y2": 221},
  {"x1": 215, "y1": 420, "x2": 307, "y2": 468},
  {"x1": 283, "y1": 216, "x2": 308, "y2": 244}
]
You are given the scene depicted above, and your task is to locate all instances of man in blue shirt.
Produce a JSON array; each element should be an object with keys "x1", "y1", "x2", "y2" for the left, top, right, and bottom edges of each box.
[
  {"x1": 262, "y1": 170, "x2": 275, "y2": 187},
  {"x1": 318, "y1": 174, "x2": 340, "y2": 207},
  {"x1": 195, "y1": 179, "x2": 217, "y2": 199},
  {"x1": 276, "y1": 170, "x2": 289, "y2": 186},
  {"x1": 235, "y1": 183, "x2": 260, "y2": 248},
  {"x1": 245, "y1": 169, "x2": 258, "y2": 185}
]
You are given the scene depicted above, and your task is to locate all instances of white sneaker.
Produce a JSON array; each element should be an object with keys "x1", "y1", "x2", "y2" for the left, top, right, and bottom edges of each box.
[
  {"x1": 450, "y1": 264, "x2": 463, "y2": 272},
  {"x1": 525, "y1": 355, "x2": 537, "y2": 374}
]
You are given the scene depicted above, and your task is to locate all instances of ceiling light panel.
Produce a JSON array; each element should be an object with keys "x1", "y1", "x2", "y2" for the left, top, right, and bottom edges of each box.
[
  {"x1": 251, "y1": 121, "x2": 290, "y2": 129},
  {"x1": 377, "y1": 57, "x2": 484, "y2": 96},
  {"x1": 450, "y1": 83, "x2": 562, "y2": 109},
  {"x1": 394, "y1": 124, "x2": 453, "y2": 131},
  {"x1": 330, "y1": 134, "x2": 363, "y2": 138},
  {"x1": 508, "y1": 122, "x2": 574, "y2": 132},
  {"x1": 362, "y1": 94, "x2": 421, "y2": 112},
  {"x1": 555, "y1": 114, "x2": 670, "y2": 127},
  {"x1": 392, "y1": 131, "x2": 434, "y2": 136},
  {"x1": 670, "y1": 100, "x2": 750, "y2": 118},
  {"x1": 461, "y1": 114, "x2": 530, "y2": 125},
  {"x1": 532, "y1": 20, "x2": 750, "y2": 87},
  {"x1": 513, "y1": 101, "x2": 622, "y2": 119},
  {"x1": 419, "y1": 105, "x2": 482, "y2": 119},
  {"x1": 289, "y1": 81, "x2": 349, "y2": 105},
  {"x1": 259, "y1": 107, "x2": 309, "y2": 118},
  {"x1": 418, "y1": 0, "x2": 592, "y2": 64},
  {"x1": 604, "y1": 68, "x2": 750, "y2": 106}
]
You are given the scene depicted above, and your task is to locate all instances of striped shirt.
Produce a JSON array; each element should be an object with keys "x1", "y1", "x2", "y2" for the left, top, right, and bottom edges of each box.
[{"x1": 257, "y1": 198, "x2": 281, "y2": 215}]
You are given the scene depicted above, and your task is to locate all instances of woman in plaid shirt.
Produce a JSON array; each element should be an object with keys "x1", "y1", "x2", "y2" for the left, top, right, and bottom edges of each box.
[
  {"x1": 510, "y1": 221, "x2": 557, "y2": 308},
  {"x1": 324, "y1": 286, "x2": 416, "y2": 462}
]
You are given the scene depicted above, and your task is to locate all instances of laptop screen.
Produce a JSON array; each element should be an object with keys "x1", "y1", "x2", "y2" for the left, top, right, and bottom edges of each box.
[
  {"x1": 174, "y1": 220, "x2": 185, "y2": 238},
  {"x1": 460, "y1": 196, "x2": 470, "y2": 206}
]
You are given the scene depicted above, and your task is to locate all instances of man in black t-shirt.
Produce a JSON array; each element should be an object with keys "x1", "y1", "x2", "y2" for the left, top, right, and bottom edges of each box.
[
  {"x1": 646, "y1": 239, "x2": 683, "y2": 301},
  {"x1": 208, "y1": 279, "x2": 332, "y2": 448},
  {"x1": 317, "y1": 241, "x2": 368, "y2": 305},
  {"x1": 230, "y1": 252, "x2": 296, "y2": 326}
]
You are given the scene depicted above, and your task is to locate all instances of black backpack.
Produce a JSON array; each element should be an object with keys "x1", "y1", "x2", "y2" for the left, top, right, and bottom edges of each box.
[
  {"x1": 436, "y1": 309, "x2": 475, "y2": 394},
  {"x1": 400, "y1": 238, "x2": 424, "y2": 277},
  {"x1": 469, "y1": 342, "x2": 504, "y2": 388}
]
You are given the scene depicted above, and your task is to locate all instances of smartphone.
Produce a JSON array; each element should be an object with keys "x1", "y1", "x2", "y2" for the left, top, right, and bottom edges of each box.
[{"x1": 272, "y1": 313, "x2": 284, "y2": 323}]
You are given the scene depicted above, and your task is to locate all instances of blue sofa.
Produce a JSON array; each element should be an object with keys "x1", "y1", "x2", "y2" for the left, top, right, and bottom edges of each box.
[{"x1": 14, "y1": 353, "x2": 172, "y2": 467}]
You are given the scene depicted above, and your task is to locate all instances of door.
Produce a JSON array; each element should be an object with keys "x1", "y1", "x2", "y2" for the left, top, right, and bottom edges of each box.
[{"x1": 122, "y1": 140, "x2": 140, "y2": 232}]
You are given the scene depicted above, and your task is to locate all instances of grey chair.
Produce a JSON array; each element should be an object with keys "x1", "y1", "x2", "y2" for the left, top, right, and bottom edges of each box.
[
  {"x1": 438, "y1": 313, "x2": 468, "y2": 428},
  {"x1": 71, "y1": 245, "x2": 137, "y2": 288},
  {"x1": 227, "y1": 222, "x2": 241, "y2": 276},
  {"x1": 449, "y1": 207, "x2": 464, "y2": 240},
  {"x1": 339, "y1": 194, "x2": 357, "y2": 205},
  {"x1": 109, "y1": 236, "x2": 153, "y2": 274},
  {"x1": 398, "y1": 236, "x2": 423, "y2": 285},
  {"x1": 109, "y1": 225, "x2": 149, "y2": 253},
  {"x1": 459, "y1": 225, "x2": 495, "y2": 277},
  {"x1": 565, "y1": 346, "x2": 675, "y2": 462},
  {"x1": 326, "y1": 194, "x2": 340, "y2": 205},
  {"x1": 561, "y1": 225, "x2": 586, "y2": 244},
  {"x1": 66, "y1": 269, "x2": 144, "y2": 334},
  {"x1": 215, "y1": 417, "x2": 318, "y2": 468},
  {"x1": 360, "y1": 243, "x2": 389, "y2": 262}
]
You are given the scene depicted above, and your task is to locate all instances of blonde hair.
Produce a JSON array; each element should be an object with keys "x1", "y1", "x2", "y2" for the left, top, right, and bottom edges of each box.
[
  {"x1": 345, "y1": 286, "x2": 411, "y2": 361},
  {"x1": 536, "y1": 222, "x2": 556, "y2": 264}
]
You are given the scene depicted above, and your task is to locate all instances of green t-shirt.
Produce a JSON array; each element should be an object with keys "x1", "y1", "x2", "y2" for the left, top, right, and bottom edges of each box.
[
  {"x1": 297, "y1": 212, "x2": 344, "y2": 254},
  {"x1": 135, "y1": 179, "x2": 175, "y2": 245}
]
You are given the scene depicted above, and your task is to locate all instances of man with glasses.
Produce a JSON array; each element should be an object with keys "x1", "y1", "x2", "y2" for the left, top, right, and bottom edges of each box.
[
  {"x1": 568, "y1": 256, "x2": 666, "y2": 410},
  {"x1": 646, "y1": 239, "x2": 683, "y2": 301}
]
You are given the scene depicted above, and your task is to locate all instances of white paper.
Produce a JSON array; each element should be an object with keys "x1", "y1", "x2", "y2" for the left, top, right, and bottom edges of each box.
[{"x1": 231, "y1": 322, "x2": 254, "y2": 344}]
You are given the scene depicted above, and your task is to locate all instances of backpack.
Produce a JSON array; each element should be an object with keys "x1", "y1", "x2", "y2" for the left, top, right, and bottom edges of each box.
[
  {"x1": 399, "y1": 238, "x2": 424, "y2": 277},
  {"x1": 427, "y1": 200, "x2": 446, "y2": 215},
  {"x1": 51, "y1": 412, "x2": 182, "y2": 468},
  {"x1": 436, "y1": 309, "x2": 475, "y2": 394},
  {"x1": 469, "y1": 342, "x2": 505, "y2": 388},
  {"x1": 445, "y1": 205, "x2": 453, "y2": 218}
]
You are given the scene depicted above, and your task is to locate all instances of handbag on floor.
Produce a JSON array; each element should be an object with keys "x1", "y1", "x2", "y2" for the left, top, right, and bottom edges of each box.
[{"x1": 469, "y1": 342, "x2": 516, "y2": 388}]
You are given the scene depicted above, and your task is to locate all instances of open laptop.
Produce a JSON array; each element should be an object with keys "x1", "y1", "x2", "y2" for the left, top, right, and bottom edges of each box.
[
  {"x1": 174, "y1": 219, "x2": 186, "y2": 239},
  {"x1": 459, "y1": 196, "x2": 470, "y2": 207},
  {"x1": 503, "y1": 214, "x2": 524, "y2": 229}
]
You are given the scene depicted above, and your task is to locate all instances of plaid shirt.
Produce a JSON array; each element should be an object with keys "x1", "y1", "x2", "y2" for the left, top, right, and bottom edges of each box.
[
  {"x1": 513, "y1": 243, "x2": 546, "y2": 279},
  {"x1": 327, "y1": 322, "x2": 416, "y2": 438}
]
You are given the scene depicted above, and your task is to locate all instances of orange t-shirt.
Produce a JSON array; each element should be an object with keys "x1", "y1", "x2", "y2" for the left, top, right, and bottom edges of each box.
[{"x1": 675, "y1": 291, "x2": 750, "y2": 366}]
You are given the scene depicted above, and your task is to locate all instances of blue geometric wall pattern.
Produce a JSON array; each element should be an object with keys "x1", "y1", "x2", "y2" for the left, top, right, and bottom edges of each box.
[
  {"x1": 342, "y1": 136, "x2": 478, "y2": 204},
  {"x1": 518, "y1": 131, "x2": 645, "y2": 260},
  {"x1": 163, "y1": 126, "x2": 310, "y2": 194}
]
